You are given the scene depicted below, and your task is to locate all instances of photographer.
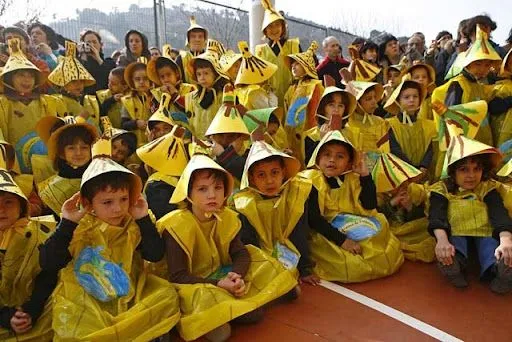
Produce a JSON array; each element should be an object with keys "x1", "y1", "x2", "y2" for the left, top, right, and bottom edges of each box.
[
  {"x1": 27, "y1": 23, "x2": 66, "y2": 70},
  {"x1": 78, "y1": 29, "x2": 116, "y2": 94}
]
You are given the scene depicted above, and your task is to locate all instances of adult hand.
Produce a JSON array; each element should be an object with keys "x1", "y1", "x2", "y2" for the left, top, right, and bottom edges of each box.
[
  {"x1": 37, "y1": 43, "x2": 53, "y2": 56},
  {"x1": 88, "y1": 44, "x2": 103, "y2": 65}
]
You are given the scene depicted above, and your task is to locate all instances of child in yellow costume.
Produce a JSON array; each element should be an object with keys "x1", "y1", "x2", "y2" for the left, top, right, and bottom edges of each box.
[
  {"x1": 39, "y1": 137, "x2": 180, "y2": 341},
  {"x1": 432, "y1": 25, "x2": 512, "y2": 147},
  {"x1": 121, "y1": 57, "x2": 155, "y2": 148},
  {"x1": 0, "y1": 155, "x2": 57, "y2": 342},
  {"x1": 146, "y1": 93, "x2": 191, "y2": 141},
  {"x1": 428, "y1": 130, "x2": 512, "y2": 294},
  {"x1": 220, "y1": 49, "x2": 242, "y2": 84},
  {"x1": 147, "y1": 44, "x2": 195, "y2": 105},
  {"x1": 284, "y1": 41, "x2": 324, "y2": 166},
  {"x1": 157, "y1": 154, "x2": 297, "y2": 341},
  {"x1": 406, "y1": 62, "x2": 436, "y2": 121},
  {"x1": 0, "y1": 38, "x2": 61, "y2": 175},
  {"x1": 176, "y1": 16, "x2": 208, "y2": 84},
  {"x1": 374, "y1": 153, "x2": 436, "y2": 263},
  {"x1": 255, "y1": 0, "x2": 301, "y2": 107},
  {"x1": 97, "y1": 67, "x2": 129, "y2": 129},
  {"x1": 48, "y1": 41, "x2": 99, "y2": 127},
  {"x1": 35, "y1": 116, "x2": 98, "y2": 217},
  {"x1": 384, "y1": 78, "x2": 436, "y2": 180},
  {"x1": 235, "y1": 41, "x2": 278, "y2": 110},
  {"x1": 353, "y1": 41, "x2": 382, "y2": 83},
  {"x1": 184, "y1": 51, "x2": 230, "y2": 139},
  {"x1": 492, "y1": 49, "x2": 512, "y2": 147},
  {"x1": 243, "y1": 107, "x2": 289, "y2": 150},
  {"x1": 234, "y1": 140, "x2": 320, "y2": 285},
  {"x1": 299, "y1": 131, "x2": 403, "y2": 282}
]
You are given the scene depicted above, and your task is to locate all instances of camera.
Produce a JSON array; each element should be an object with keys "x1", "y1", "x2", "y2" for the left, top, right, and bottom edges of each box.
[{"x1": 79, "y1": 42, "x2": 92, "y2": 54}]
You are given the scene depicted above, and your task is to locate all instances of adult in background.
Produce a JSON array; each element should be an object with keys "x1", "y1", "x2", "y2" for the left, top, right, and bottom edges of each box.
[
  {"x1": 27, "y1": 22, "x2": 66, "y2": 70},
  {"x1": 316, "y1": 36, "x2": 349, "y2": 88},
  {"x1": 465, "y1": 14, "x2": 506, "y2": 58},
  {"x1": 429, "y1": 30, "x2": 454, "y2": 85},
  {"x1": 117, "y1": 29, "x2": 151, "y2": 67},
  {"x1": 78, "y1": 29, "x2": 116, "y2": 94},
  {"x1": 149, "y1": 46, "x2": 161, "y2": 61},
  {"x1": 378, "y1": 34, "x2": 403, "y2": 68},
  {"x1": 503, "y1": 28, "x2": 512, "y2": 53},
  {"x1": 406, "y1": 33, "x2": 426, "y2": 64}
]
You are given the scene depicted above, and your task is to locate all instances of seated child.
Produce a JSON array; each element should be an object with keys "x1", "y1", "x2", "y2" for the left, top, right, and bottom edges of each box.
[
  {"x1": 39, "y1": 137, "x2": 180, "y2": 340},
  {"x1": 383, "y1": 61, "x2": 406, "y2": 103},
  {"x1": 357, "y1": 40, "x2": 382, "y2": 83},
  {"x1": 374, "y1": 153, "x2": 436, "y2": 262},
  {"x1": 97, "y1": 66, "x2": 129, "y2": 128},
  {"x1": 406, "y1": 62, "x2": 436, "y2": 120},
  {"x1": 243, "y1": 107, "x2": 289, "y2": 150},
  {"x1": 158, "y1": 154, "x2": 297, "y2": 341},
  {"x1": 299, "y1": 130, "x2": 403, "y2": 282},
  {"x1": 0, "y1": 160, "x2": 57, "y2": 341},
  {"x1": 428, "y1": 132, "x2": 512, "y2": 293},
  {"x1": 146, "y1": 93, "x2": 191, "y2": 142},
  {"x1": 35, "y1": 116, "x2": 98, "y2": 217},
  {"x1": 234, "y1": 140, "x2": 320, "y2": 285}
]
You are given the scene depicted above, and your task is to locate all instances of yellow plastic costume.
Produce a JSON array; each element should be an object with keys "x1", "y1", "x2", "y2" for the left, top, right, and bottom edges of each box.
[
  {"x1": 120, "y1": 93, "x2": 152, "y2": 147},
  {"x1": 54, "y1": 94, "x2": 100, "y2": 126},
  {"x1": 184, "y1": 88, "x2": 223, "y2": 140},
  {"x1": 97, "y1": 89, "x2": 125, "y2": 128},
  {"x1": 491, "y1": 50, "x2": 512, "y2": 147},
  {"x1": 37, "y1": 176, "x2": 81, "y2": 215}
]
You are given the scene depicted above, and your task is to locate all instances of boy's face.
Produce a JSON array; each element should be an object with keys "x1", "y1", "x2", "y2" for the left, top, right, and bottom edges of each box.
[
  {"x1": 359, "y1": 89, "x2": 378, "y2": 114},
  {"x1": 411, "y1": 67, "x2": 430, "y2": 87},
  {"x1": 150, "y1": 48, "x2": 161, "y2": 61},
  {"x1": 267, "y1": 122, "x2": 279, "y2": 136},
  {"x1": 189, "y1": 171, "x2": 225, "y2": 215},
  {"x1": 112, "y1": 138, "x2": 130, "y2": 164},
  {"x1": 157, "y1": 66, "x2": 179, "y2": 86},
  {"x1": 388, "y1": 70, "x2": 401, "y2": 87},
  {"x1": 324, "y1": 93, "x2": 346, "y2": 119},
  {"x1": 108, "y1": 74, "x2": 127, "y2": 95},
  {"x1": 89, "y1": 187, "x2": 130, "y2": 226},
  {"x1": 264, "y1": 21, "x2": 284, "y2": 41},
  {"x1": 227, "y1": 59, "x2": 242, "y2": 81},
  {"x1": 128, "y1": 33, "x2": 143, "y2": 56},
  {"x1": 454, "y1": 159, "x2": 483, "y2": 191},
  {"x1": 317, "y1": 143, "x2": 352, "y2": 177},
  {"x1": 249, "y1": 159, "x2": 285, "y2": 197},
  {"x1": 196, "y1": 66, "x2": 216, "y2": 89},
  {"x1": 188, "y1": 30, "x2": 206, "y2": 53},
  {"x1": 0, "y1": 193, "x2": 22, "y2": 230},
  {"x1": 150, "y1": 122, "x2": 173, "y2": 141},
  {"x1": 466, "y1": 60, "x2": 493, "y2": 80},
  {"x1": 64, "y1": 80, "x2": 85, "y2": 97},
  {"x1": 361, "y1": 48, "x2": 377, "y2": 63},
  {"x1": 399, "y1": 88, "x2": 420, "y2": 114},
  {"x1": 12, "y1": 70, "x2": 36, "y2": 94},
  {"x1": 62, "y1": 139, "x2": 91, "y2": 168},
  {"x1": 132, "y1": 69, "x2": 150, "y2": 93},
  {"x1": 212, "y1": 133, "x2": 240, "y2": 148},
  {"x1": 291, "y1": 61, "x2": 306, "y2": 78}
]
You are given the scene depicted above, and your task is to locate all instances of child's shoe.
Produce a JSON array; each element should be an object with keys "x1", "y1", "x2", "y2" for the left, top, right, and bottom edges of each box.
[
  {"x1": 490, "y1": 259, "x2": 512, "y2": 294},
  {"x1": 437, "y1": 257, "x2": 468, "y2": 288},
  {"x1": 204, "y1": 323, "x2": 231, "y2": 342}
]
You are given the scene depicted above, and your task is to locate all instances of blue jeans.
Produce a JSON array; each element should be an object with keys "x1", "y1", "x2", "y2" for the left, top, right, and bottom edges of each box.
[{"x1": 450, "y1": 236, "x2": 498, "y2": 277}]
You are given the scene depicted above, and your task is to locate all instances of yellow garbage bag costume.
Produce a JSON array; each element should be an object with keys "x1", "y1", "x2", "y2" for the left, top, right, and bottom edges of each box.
[{"x1": 492, "y1": 49, "x2": 512, "y2": 147}]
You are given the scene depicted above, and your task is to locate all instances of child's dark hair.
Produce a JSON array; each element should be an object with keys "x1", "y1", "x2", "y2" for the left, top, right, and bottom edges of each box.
[
  {"x1": 81, "y1": 172, "x2": 132, "y2": 203},
  {"x1": 188, "y1": 168, "x2": 228, "y2": 198},
  {"x1": 320, "y1": 141, "x2": 354, "y2": 162},
  {"x1": 398, "y1": 81, "x2": 422, "y2": 100},
  {"x1": 249, "y1": 155, "x2": 286, "y2": 176},
  {"x1": 268, "y1": 113, "x2": 280, "y2": 126},
  {"x1": 360, "y1": 40, "x2": 378, "y2": 56},
  {"x1": 317, "y1": 92, "x2": 350, "y2": 125},
  {"x1": 110, "y1": 67, "x2": 127, "y2": 83},
  {"x1": 156, "y1": 58, "x2": 179, "y2": 74},
  {"x1": 0, "y1": 190, "x2": 27, "y2": 218},
  {"x1": 113, "y1": 134, "x2": 137, "y2": 156},
  {"x1": 466, "y1": 14, "x2": 497, "y2": 38},
  {"x1": 193, "y1": 59, "x2": 227, "y2": 93},
  {"x1": 444, "y1": 154, "x2": 492, "y2": 193},
  {"x1": 56, "y1": 126, "x2": 95, "y2": 159}
]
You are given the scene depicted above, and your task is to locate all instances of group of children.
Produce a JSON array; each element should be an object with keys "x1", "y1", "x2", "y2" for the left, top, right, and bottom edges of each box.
[{"x1": 1, "y1": 1, "x2": 512, "y2": 341}]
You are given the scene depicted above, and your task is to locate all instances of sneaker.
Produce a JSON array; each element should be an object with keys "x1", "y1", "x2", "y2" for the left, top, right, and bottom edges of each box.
[
  {"x1": 204, "y1": 323, "x2": 231, "y2": 342},
  {"x1": 233, "y1": 307, "x2": 264, "y2": 324},
  {"x1": 490, "y1": 260, "x2": 512, "y2": 295},
  {"x1": 437, "y1": 258, "x2": 468, "y2": 288},
  {"x1": 280, "y1": 285, "x2": 301, "y2": 301}
]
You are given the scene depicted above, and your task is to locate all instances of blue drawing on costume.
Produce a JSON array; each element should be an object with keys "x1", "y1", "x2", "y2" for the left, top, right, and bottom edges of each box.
[
  {"x1": 286, "y1": 97, "x2": 308, "y2": 128},
  {"x1": 499, "y1": 139, "x2": 512, "y2": 163},
  {"x1": 15, "y1": 131, "x2": 48, "y2": 174},
  {"x1": 207, "y1": 265, "x2": 233, "y2": 281},
  {"x1": 331, "y1": 214, "x2": 382, "y2": 241}
]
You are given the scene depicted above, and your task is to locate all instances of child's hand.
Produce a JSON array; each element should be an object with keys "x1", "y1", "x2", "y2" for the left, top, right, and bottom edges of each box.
[
  {"x1": 299, "y1": 274, "x2": 321, "y2": 286},
  {"x1": 352, "y1": 152, "x2": 369, "y2": 176},
  {"x1": 319, "y1": 123, "x2": 330, "y2": 138},
  {"x1": 136, "y1": 120, "x2": 147, "y2": 130},
  {"x1": 62, "y1": 192, "x2": 87, "y2": 223},
  {"x1": 341, "y1": 239, "x2": 362, "y2": 255},
  {"x1": 495, "y1": 232, "x2": 512, "y2": 267},
  {"x1": 129, "y1": 195, "x2": 149, "y2": 220},
  {"x1": 230, "y1": 137, "x2": 244, "y2": 154},
  {"x1": 398, "y1": 192, "x2": 413, "y2": 212},
  {"x1": 79, "y1": 110, "x2": 90, "y2": 120},
  {"x1": 434, "y1": 233, "x2": 455, "y2": 265},
  {"x1": 113, "y1": 93, "x2": 124, "y2": 101},
  {"x1": 211, "y1": 141, "x2": 225, "y2": 157},
  {"x1": 10, "y1": 309, "x2": 32, "y2": 334},
  {"x1": 217, "y1": 276, "x2": 245, "y2": 297},
  {"x1": 161, "y1": 84, "x2": 178, "y2": 95}
]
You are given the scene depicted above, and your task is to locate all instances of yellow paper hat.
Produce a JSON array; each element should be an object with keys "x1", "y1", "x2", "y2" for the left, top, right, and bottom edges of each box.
[
  {"x1": 170, "y1": 154, "x2": 233, "y2": 204},
  {"x1": 147, "y1": 44, "x2": 181, "y2": 85},
  {"x1": 0, "y1": 133, "x2": 16, "y2": 171},
  {"x1": 307, "y1": 130, "x2": 357, "y2": 169},
  {"x1": 186, "y1": 16, "x2": 208, "y2": 47},
  {"x1": 148, "y1": 92, "x2": 178, "y2": 129},
  {"x1": 432, "y1": 100, "x2": 487, "y2": 152},
  {"x1": 243, "y1": 107, "x2": 283, "y2": 133},
  {"x1": 36, "y1": 115, "x2": 99, "y2": 167},
  {"x1": 406, "y1": 62, "x2": 436, "y2": 92},
  {"x1": 205, "y1": 84, "x2": 250, "y2": 137},
  {"x1": 81, "y1": 136, "x2": 142, "y2": 205},
  {"x1": 261, "y1": 0, "x2": 286, "y2": 34},
  {"x1": 235, "y1": 41, "x2": 277, "y2": 85},
  {"x1": 354, "y1": 59, "x2": 382, "y2": 82},
  {"x1": 383, "y1": 77, "x2": 427, "y2": 116},
  {"x1": 285, "y1": 41, "x2": 319, "y2": 79},
  {"x1": 461, "y1": 24, "x2": 502, "y2": 70},
  {"x1": 348, "y1": 81, "x2": 384, "y2": 102},
  {"x1": 219, "y1": 50, "x2": 242, "y2": 75},
  {"x1": 206, "y1": 39, "x2": 226, "y2": 57},
  {"x1": 372, "y1": 153, "x2": 422, "y2": 193},
  {"x1": 497, "y1": 158, "x2": 512, "y2": 177},
  {"x1": 189, "y1": 50, "x2": 230, "y2": 82},
  {"x1": 124, "y1": 56, "x2": 149, "y2": 90},
  {"x1": 136, "y1": 125, "x2": 188, "y2": 176},
  {"x1": 317, "y1": 86, "x2": 357, "y2": 118},
  {"x1": 1, "y1": 38, "x2": 44, "y2": 88},
  {"x1": 240, "y1": 140, "x2": 300, "y2": 190},
  {"x1": 499, "y1": 48, "x2": 512, "y2": 77},
  {"x1": 48, "y1": 41, "x2": 96, "y2": 88},
  {"x1": 0, "y1": 149, "x2": 28, "y2": 206}
]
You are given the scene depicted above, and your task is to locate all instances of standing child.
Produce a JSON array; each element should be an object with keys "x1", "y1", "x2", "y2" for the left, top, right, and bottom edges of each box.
[
  {"x1": 96, "y1": 67, "x2": 129, "y2": 129},
  {"x1": 175, "y1": 16, "x2": 208, "y2": 84},
  {"x1": 158, "y1": 154, "x2": 297, "y2": 341},
  {"x1": 39, "y1": 137, "x2": 180, "y2": 340}
]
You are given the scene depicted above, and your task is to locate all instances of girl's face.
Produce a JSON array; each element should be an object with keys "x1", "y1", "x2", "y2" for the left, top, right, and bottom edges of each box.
[
  {"x1": 108, "y1": 74, "x2": 127, "y2": 95},
  {"x1": 0, "y1": 193, "x2": 22, "y2": 230},
  {"x1": 128, "y1": 33, "x2": 143, "y2": 56},
  {"x1": 88, "y1": 187, "x2": 130, "y2": 226},
  {"x1": 196, "y1": 66, "x2": 216, "y2": 89},
  {"x1": 12, "y1": 70, "x2": 36, "y2": 94},
  {"x1": 411, "y1": 67, "x2": 431, "y2": 87},
  {"x1": 112, "y1": 139, "x2": 130, "y2": 164},
  {"x1": 362, "y1": 48, "x2": 378, "y2": 63},
  {"x1": 189, "y1": 170, "x2": 225, "y2": 220},
  {"x1": 150, "y1": 122, "x2": 173, "y2": 140},
  {"x1": 385, "y1": 40, "x2": 399, "y2": 58},
  {"x1": 30, "y1": 26, "x2": 48, "y2": 45},
  {"x1": 264, "y1": 21, "x2": 284, "y2": 41},
  {"x1": 317, "y1": 143, "x2": 352, "y2": 177},
  {"x1": 249, "y1": 159, "x2": 285, "y2": 197},
  {"x1": 227, "y1": 59, "x2": 242, "y2": 81},
  {"x1": 359, "y1": 89, "x2": 378, "y2": 114},
  {"x1": 62, "y1": 139, "x2": 91, "y2": 168},
  {"x1": 291, "y1": 61, "x2": 307, "y2": 78},
  {"x1": 83, "y1": 33, "x2": 102, "y2": 54},
  {"x1": 454, "y1": 158, "x2": 483, "y2": 191},
  {"x1": 157, "y1": 66, "x2": 179, "y2": 86},
  {"x1": 399, "y1": 88, "x2": 420, "y2": 114},
  {"x1": 150, "y1": 48, "x2": 161, "y2": 60},
  {"x1": 466, "y1": 59, "x2": 493, "y2": 80},
  {"x1": 188, "y1": 30, "x2": 206, "y2": 53},
  {"x1": 388, "y1": 70, "x2": 401, "y2": 87},
  {"x1": 324, "y1": 93, "x2": 346, "y2": 119},
  {"x1": 132, "y1": 69, "x2": 150, "y2": 93},
  {"x1": 64, "y1": 80, "x2": 85, "y2": 97}
]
